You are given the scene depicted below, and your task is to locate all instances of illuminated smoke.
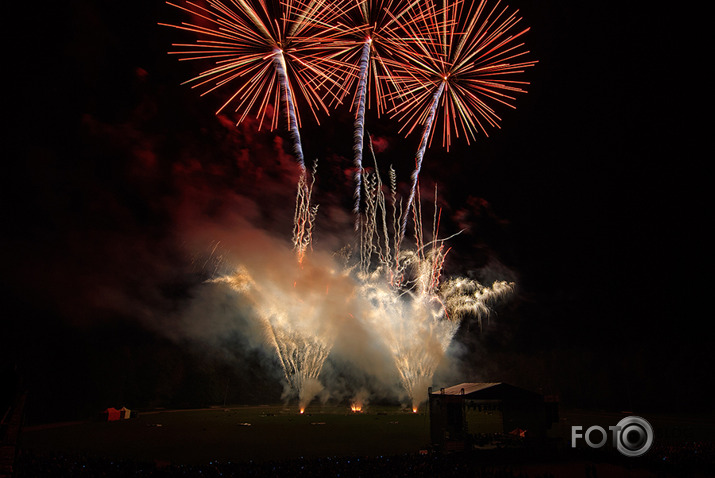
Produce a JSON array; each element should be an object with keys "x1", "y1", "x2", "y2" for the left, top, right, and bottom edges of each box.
[
  {"x1": 172, "y1": 107, "x2": 514, "y2": 413},
  {"x1": 208, "y1": 174, "x2": 344, "y2": 411},
  {"x1": 185, "y1": 149, "x2": 513, "y2": 413},
  {"x1": 212, "y1": 259, "x2": 350, "y2": 411}
]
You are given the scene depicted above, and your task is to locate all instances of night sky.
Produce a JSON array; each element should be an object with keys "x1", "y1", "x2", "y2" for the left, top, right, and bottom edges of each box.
[{"x1": 3, "y1": 1, "x2": 709, "y2": 425}]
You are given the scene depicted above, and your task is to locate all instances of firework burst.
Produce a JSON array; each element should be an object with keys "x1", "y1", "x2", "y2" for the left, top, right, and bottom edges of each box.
[
  {"x1": 162, "y1": 0, "x2": 350, "y2": 169},
  {"x1": 382, "y1": 0, "x2": 536, "y2": 235}
]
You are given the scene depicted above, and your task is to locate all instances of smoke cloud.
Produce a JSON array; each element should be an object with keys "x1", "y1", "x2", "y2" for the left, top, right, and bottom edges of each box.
[{"x1": 154, "y1": 158, "x2": 516, "y2": 412}]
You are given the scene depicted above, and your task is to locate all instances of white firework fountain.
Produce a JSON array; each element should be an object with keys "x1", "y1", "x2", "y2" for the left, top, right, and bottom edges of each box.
[{"x1": 355, "y1": 160, "x2": 514, "y2": 411}]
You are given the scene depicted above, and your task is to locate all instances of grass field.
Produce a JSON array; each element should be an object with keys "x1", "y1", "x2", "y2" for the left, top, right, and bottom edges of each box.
[
  {"x1": 18, "y1": 405, "x2": 715, "y2": 477},
  {"x1": 20, "y1": 406, "x2": 715, "y2": 478},
  {"x1": 20, "y1": 405, "x2": 431, "y2": 464}
]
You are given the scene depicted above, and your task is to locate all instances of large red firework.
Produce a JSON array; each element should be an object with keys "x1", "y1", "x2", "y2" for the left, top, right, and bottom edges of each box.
[
  {"x1": 384, "y1": 0, "x2": 537, "y2": 151},
  {"x1": 161, "y1": 0, "x2": 349, "y2": 133},
  {"x1": 377, "y1": 0, "x2": 535, "y2": 238}
]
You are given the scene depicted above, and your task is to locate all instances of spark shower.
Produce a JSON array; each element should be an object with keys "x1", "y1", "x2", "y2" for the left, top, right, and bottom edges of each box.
[{"x1": 163, "y1": 0, "x2": 533, "y2": 411}]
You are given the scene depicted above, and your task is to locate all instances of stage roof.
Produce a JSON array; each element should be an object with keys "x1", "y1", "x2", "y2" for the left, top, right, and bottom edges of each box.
[{"x1": 431, "y1": 382, "x2": 542, "y2": 400}]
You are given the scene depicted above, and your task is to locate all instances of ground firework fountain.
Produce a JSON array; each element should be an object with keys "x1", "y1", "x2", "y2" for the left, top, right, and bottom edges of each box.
[
  {"x1": 212, "y1": 257, "x2": 350, "y2": 411},
  {"x1": 354, "y1": 162, "x2": 514, "y2": 410},
  {"x1": 208, "y1": 169, "x2": 350, "y2": 411}
]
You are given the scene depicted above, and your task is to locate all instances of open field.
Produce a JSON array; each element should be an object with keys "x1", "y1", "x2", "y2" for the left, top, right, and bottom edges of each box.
[
  {"x1": 16, "y1": 406, "x2": 715, "y2": 477},
  {"x1": 20, "y1": 405, "x2": 431, "y2": 464}
]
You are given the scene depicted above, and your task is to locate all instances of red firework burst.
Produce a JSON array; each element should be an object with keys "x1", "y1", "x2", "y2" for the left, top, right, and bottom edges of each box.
[
  {"x1": 384, "y1": 0, "x2": 537, "y2": 150},
  {"x1": 161, "y1": 0, "x2": 350, "y2": 130}
]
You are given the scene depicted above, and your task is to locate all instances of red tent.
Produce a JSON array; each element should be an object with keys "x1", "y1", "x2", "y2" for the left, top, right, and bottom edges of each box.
[{"x1": 104, "y1": 407, "x2": 121, "y2": 421}]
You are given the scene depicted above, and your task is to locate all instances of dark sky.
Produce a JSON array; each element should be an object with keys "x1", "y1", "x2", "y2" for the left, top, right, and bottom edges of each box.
[{"x1": 3, "y1": 1, "x2": 709, "y2": 423}]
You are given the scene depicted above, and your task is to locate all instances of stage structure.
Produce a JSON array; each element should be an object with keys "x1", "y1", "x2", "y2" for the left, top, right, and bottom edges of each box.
[{"x1": 428, "y1": 382, "x2": 559, "y2": 450}]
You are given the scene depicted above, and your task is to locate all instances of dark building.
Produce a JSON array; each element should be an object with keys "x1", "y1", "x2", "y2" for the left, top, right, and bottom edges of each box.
[{"x1": 429, "y1": 382, "x2": 558, "y2": 450}]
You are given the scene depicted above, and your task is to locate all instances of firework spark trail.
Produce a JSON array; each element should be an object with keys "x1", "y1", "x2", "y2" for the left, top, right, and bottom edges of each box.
[
  {"x1": 440, "y1": 278, "x2": 515, "y2": 332},
  {"x1": 260, "y1": 302, "x2": 334, "y2": 410},
  {"x1": 200, "y1": 156, "x2": 323, "y2": 410},
  {"x1": 208, "y1": 163, "x2": 337, "y2": 411},
  {"x1": 359, "y1": 138, "x2": 402, "y2": 281},
  {"x1": 358, "y1": 268, "x2": 456, "y2": 410},
  {"x1": 293, "y1": 160, "x2": 318, "y2": 263},
  {"x1": 358, "y1": 257, "x2": 514, "y2": 410}
]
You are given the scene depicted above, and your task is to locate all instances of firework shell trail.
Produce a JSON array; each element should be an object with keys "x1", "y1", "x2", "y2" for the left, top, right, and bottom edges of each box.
[
  {"x1": 401, "y1": 81, "x2": 444, "y2": 241},
  {"x1": 273, "y1": 49, "x2": 305, "y2": 169},
  {"x1": 352, "y1": 40, "x2": 371, "y2": 228}
]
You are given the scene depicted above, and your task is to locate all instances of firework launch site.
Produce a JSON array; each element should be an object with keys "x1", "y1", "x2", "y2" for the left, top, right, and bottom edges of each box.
[
  {"x1": 13, "y1": 403, "x2": 715, "y2": 477},
  {"x1": 19, "y1": 405, "x2": 429, "y2": 464}
]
